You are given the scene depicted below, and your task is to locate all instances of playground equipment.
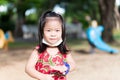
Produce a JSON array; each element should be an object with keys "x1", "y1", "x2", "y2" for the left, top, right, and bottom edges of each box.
[
  {"x1": 86, "y1": 25, "x2": 119, "y2": 54},
  {"x1": 0, "y1": 29, "x2": 14, "y2": 51}
]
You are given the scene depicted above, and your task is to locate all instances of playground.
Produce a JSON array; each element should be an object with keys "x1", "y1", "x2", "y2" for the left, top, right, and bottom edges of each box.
[
  {"x1": 0, "y1": 0, "x2": 120, "y2": 80},
  {"x1": 0, "y1": 25, "x2": 120, "y2": 80},
  {"x1": 0, "y1": 38, "x2": 120, "y2": 80}
]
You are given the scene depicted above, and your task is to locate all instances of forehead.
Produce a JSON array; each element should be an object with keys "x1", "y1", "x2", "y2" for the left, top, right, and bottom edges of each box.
[
  {"x1": 44, "y1": 18, "x2": 62, "y2": 29},
  {"x1": 45, "y1": 17, "x2": 61, "y2": 21}
]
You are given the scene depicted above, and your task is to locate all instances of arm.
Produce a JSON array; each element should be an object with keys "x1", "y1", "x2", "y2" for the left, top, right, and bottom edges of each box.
[
  {"x1": 25, "y1": 49, "x2": 53, "y2": 80},
  {"x1": 66, "y1": 53, "x2": 76, "y2": 72}
]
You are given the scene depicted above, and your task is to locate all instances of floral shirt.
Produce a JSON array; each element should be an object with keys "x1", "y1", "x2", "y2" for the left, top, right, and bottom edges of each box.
[{"x1": 35, "y1": 46, "x2": 67, "y2": 80}]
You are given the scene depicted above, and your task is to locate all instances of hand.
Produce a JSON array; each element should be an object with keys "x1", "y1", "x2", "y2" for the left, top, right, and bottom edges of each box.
[{"x1": 43, "y1": 74, "x2": 54, "y2": 80}]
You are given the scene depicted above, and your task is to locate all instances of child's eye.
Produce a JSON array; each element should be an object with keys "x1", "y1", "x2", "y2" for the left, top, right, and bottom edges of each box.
[
  {"x1": 46, "y1": 30, "x2": 51, "y2": 32},
  {"x1": 56, "y1": 30, "x2": 60, "y2": 32}
]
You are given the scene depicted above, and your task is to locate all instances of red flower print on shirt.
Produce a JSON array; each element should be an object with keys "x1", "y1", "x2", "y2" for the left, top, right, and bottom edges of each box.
[
  {"x1": 38, "y1": 64, "x2": 51, "y2": 74},
  {"x1": 50, "y1": 70, "x2": 66, "y2": 80},
  {"x1": 35, "y1": 49, "x2": 67, "y2": 80},
  {"x1": 52, "y1": 55, "x2": 64, "y2": 66},
  {"x1": 43, "y1": 53, "x2": 50, "y2": 62},
  {"x1": 35, "y1": 62, "x2": 43, "y2": 71}
]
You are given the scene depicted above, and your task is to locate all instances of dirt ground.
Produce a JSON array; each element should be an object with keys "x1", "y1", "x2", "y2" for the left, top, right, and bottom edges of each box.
[{"x1": 0, "y1": 48, "x2": 120, "y2": 80}]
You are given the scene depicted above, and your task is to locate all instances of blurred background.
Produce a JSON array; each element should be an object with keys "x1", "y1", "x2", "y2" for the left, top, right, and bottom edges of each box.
[
  {"x1": 0, "y1": 0, "x2": 120, "y2": 80},
  {"x1": 0, "y1": 0, "x2": 119, "y2": 41}
]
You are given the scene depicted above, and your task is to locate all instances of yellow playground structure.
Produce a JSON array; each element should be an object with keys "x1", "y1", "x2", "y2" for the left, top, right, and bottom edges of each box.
[{"x1": 0, "y1": 29, "x2": 14, "y2": 51}]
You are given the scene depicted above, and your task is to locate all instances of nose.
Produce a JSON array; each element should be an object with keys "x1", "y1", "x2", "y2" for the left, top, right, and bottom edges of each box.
[{"x1": 50, "y1": 31, "x2": 56, "y2": 37}]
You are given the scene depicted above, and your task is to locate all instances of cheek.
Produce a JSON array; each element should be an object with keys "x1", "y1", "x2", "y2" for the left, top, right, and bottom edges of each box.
[
  {"x1": 58, "y1": 32, "x2": 62, "y2": 38},
  {"x1": 60, "y1": 33, "x2": 62, "y2": 37},
  {"x1": 60, "y1": 31, "x2": 62, "y2": 36},
  {"x1": 44, "y1": 33, "x2": 49, "y2": 38},
  {"x1": 43, "y1": 32, "x2": 48, "y2": 38}
]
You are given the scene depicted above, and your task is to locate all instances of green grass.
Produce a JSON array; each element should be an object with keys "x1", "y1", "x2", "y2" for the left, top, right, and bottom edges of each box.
[
  {"x1": 114, "y1": 29, "x2": 120, "y2": 41},
  {"x1": 66, "y1": 38, "x2": 90, "y2": 50},
  {"x1": 9, "y1": 41, "x2": 37, "y2": 49},
  {"x1": 9, "y1": 38, "x2": 89, "y2": 50}
]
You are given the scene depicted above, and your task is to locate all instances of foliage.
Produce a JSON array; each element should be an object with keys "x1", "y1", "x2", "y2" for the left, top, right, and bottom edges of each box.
[
  {"x1": 0, "y1": 0, "x2": 118, "y2": 41},
  {"x1": 0, "y1": 0, "x2": 8, "y2": 4},
  {"x1": 0, "y1": 13, "x2": 15, "y2": 32},
  {"x1": 64, "y1": 0, "x2": 100, "y2": 29},
  {"x1": 26, "y1": 13, "x2": 38, "y2": 24}
]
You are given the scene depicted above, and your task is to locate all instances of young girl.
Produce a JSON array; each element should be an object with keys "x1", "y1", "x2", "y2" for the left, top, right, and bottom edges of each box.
[{"x1": 25, "y1": 10, "x2": 76, "y2": 80}]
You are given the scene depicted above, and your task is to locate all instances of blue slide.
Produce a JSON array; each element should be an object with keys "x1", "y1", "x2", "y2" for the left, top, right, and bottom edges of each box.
[{"x1": 86, "y1": 26, "x2": 119, "y2": 53}]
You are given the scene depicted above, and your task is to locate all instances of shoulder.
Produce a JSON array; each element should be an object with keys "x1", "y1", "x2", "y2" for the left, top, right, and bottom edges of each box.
[
  {"x1": 35, "y1": 45, "x2": 40, "y2": 50},
  {"x1": 31, "y1": 45, "x2": 40, "y2": 56},
  {"x1": 62, "y1": 51, "x2": 71, "y2": 58},
  {"x1": 65, "y1": 51, "x2": 73, "y2": 58}
]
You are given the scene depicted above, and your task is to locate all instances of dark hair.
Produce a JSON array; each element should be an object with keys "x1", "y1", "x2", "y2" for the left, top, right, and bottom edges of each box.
[{"x1": 37, "y1": 10, "x2": 69, "y2": 54}]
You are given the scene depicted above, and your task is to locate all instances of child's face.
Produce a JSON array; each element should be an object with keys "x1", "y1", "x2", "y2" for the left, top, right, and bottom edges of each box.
[{"x1": 43, "y1": 18, "x2": 62, "y2": 45}]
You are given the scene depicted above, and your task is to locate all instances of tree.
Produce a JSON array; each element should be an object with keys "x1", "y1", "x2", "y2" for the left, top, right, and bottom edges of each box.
[
  {"x1": 1, "y1": 0, "x2": 118, "y2": 41},
  {"x1": 5, "y1": 0, "x2": 59, "y2": 37},
  {"x1": 14, "y1": 0, "x2": 46, "y2": 37},
  {"x1": 114, "y1": 5, "x2": 120, "y2": 30},
  {"x1": 64, "y1": 0, "x2": 100, "y2": 29},
  {"x1": 0, "y1": 0, "x2": 15, "y2": 32},
  {"x1": 98, "y1": 0, "x2": 116, "y2": 42}
]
